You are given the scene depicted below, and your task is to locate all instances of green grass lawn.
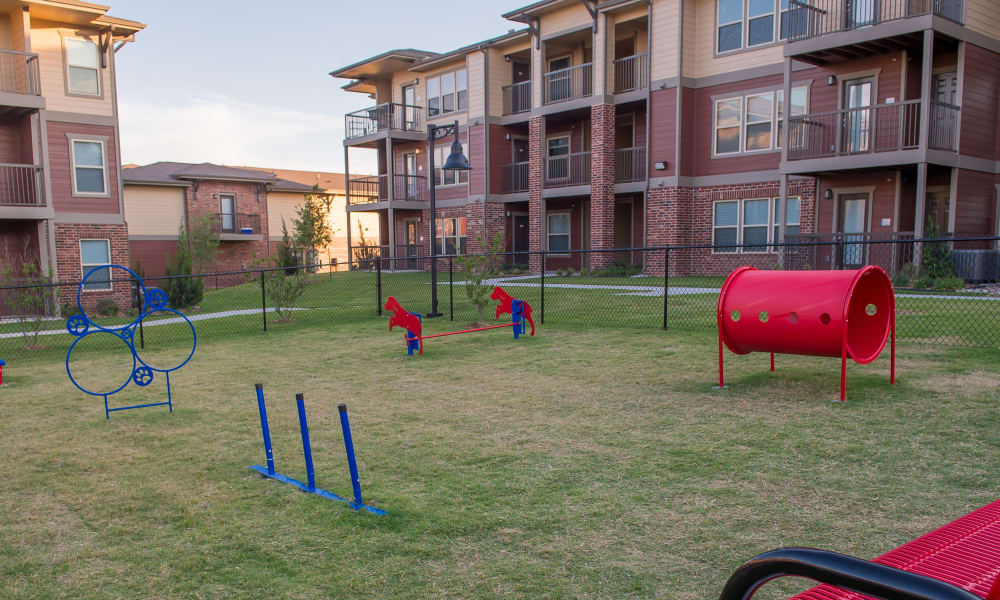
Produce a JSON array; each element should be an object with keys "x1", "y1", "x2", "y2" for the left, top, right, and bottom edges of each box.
[{"x1": 1, "y1": 319, "x2": 998, "y2": 599}]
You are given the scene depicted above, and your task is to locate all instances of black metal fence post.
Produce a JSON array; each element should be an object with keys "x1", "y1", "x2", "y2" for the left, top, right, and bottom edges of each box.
[
  {"x1": 540, "y1": 251, "x2": 546, "y2": 325},
  {"x1": 260, "y1": 270, "x2": 267, "y2": 332},
  {"x1": 449, "y1": 255, "x2": 453, "y2": 322},
  {"x1": 138, "y1": 286, "x2": 145, "y2": 349},
  {"x1": 376, "y1": 257, "x2": 382, "y2": 317},
  {"x1": 663, "y1": 247, "x2": 670, "y2": 331}
]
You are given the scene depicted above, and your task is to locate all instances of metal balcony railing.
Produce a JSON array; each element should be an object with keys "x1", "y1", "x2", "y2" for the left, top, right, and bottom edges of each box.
[
  {"x1": 787, "y1": 100, "x2": 928, "y2": 160},
  {"x1": 347, "y1": 174, "x2": 426, "y2": 205},
  {"x1": 787, "y1": 0, "x2": 963, "y2": 43},
  {"x1": 614, "y1": 147, "x2": 646, "y2": 183},
  {"x1": 0, "y1": 163, "x2": 44, "y2": 206},
  {"x1": 928, "y1": 101, "x2": 960, "y2": 151},
  {"x1": 210, "y1": 213, "x2": 261, "y2": 235},
  {"x1": 0, "y1": 50, "x2": 40, "y2": 96},
  {"x1": 501, "y1": 161, "x2": 529, "y2": 193},
  {"x1": 502, "y1": 81, "x2": 531, "y2": 115},
  {"x1": 614, "y1": 53, "x2": 648, "y2": 93},
  {"x1": 543, "y1": 63, "x2": 592, "y2": 105},
  {"x1": 544, "y1": 151, "x2": 590, "y2": 187},
  {"x1": 393, "y1": 174, "x2": 426, "y2": 202},
  {"x1": 344, "y1": 103, "x2": 423, "y2": 139}
]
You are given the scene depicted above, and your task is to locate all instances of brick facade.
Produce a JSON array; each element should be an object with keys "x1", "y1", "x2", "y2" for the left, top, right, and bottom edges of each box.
[
  {"x1": 589, "y1": 104, "x2": 616, "y2": 268},
  {"x1": 527, "y1": 116, "x2": 544, "y2": 273},
  {"x1": 186, "y1": 180, "x2": 270, "y2": 271},
  {"x1": 53, "y1": 223, "x2": 131, "y2": 313}
]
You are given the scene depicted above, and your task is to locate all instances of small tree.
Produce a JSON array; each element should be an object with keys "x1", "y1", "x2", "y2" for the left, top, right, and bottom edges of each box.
[
  {"x1": 352, "y1": 222, "x2": 379, "y2": 271},
  {"x1": 455, "y1": 231, "x2": 505, "y2": 324},
  {"x1": 265, "y1": 221, "x2": 305, "y2": 321},
  {"x1": 921, "y1": 219, "x2": 954, "y2": 279},
  {"x1": 188, "y1": 215, "x2": 220, "y2": 272},
  {"x1": 293, "y1": 185, "x2": 334, "y2": 266},
  {"x1": 0, "y1": 239, "x2": 56, "y2": 349},
  {"x1": 162, "y1": 223, "x2": 204, "y2": 309},
  {"x1": 273, "y1": 219, "x2": 299, "y2": 273}
]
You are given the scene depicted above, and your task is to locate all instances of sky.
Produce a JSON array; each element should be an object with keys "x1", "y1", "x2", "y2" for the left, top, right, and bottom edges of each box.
[{"x1": 111, "y1": 0, "x2": 530, "y2": 175}]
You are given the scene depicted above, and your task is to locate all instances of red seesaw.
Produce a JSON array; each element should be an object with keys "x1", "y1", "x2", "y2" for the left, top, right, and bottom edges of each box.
[{"x1": 384, "y1": 286, "x2": 535, "y2": 355}]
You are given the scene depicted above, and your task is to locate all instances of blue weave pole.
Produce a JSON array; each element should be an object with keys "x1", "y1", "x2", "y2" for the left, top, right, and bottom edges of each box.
[
  {"x1": 512, "y1": 300, "x2": 523, "y2": 339},
  {"x1": 248, "y1": 387, "x2": 386, "y2": 515},
  {"x1": 338, "y1": 403, "x2": 387, "y2": 515}
]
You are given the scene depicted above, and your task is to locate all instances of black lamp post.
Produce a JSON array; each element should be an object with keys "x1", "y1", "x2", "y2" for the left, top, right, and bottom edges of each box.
[{"x1": 426, "y1": 120, "x2": 471, "y2": 318}]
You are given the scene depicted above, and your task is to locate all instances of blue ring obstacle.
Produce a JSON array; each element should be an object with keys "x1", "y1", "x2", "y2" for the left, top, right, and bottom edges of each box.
[
  {"x1": 64, "y1": 265, "x2": 197, "y2": 419},
  {"x1": 249, "y1": 384, "x2": 387, "y2": 515}
]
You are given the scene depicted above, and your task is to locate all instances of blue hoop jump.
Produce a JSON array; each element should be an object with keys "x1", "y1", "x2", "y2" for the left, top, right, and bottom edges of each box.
[
  {"x1": 249, "y1": 384, "x2": 387, "y2": 515},
  {"x1": 64, "y1": 264, "x2": 197, "y2": 420}
]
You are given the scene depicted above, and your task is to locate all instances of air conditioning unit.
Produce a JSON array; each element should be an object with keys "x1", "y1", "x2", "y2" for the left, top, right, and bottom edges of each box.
[{"x1": 952, "y1": 249, "x2": 1000, "y2": 283}]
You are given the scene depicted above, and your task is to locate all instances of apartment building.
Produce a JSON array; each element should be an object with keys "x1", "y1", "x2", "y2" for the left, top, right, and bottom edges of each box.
[
  {"x1": 331, "y1": 0, "x2": 1000, "y2": 274},
  {"x1": 122, "y1": 162, "x2": 379, "y2": 276},
  {"x1": 0, "y1": 0, "x2": 142, "y2": 306}
]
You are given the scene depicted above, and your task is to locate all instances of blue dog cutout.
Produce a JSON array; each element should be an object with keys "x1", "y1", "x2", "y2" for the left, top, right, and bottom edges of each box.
[{"x1": 65, "y1": 264, "x2": 197, "y2": 420}]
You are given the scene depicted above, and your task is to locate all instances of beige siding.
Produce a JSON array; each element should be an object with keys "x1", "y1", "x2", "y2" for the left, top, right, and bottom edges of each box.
[
  {"x1": 124, "y1": 185, "x2": 185, "y2": 236},
  {"x1": 267, "y1": 191, "x2": 303, "y2": 235},
  {"x1": 487, "y1": 45, "x2": 517, "y2": 117},
  {"x1": 0, "y1": 14, "x2": 12, "y2": 49},
  {"x1": 467, "y1": 51, "x2": 485, "y2": 119},
  {"x1": 539, "y1": 2, "x2": 592, "y2": 36},
  {"x1": 8, "y1": 9, "x2": 24, "y2": 52},
  {"x1": 682, "y1": 0, "x2": 697, "y2": 77},
  {"x1": 690, "y1": 0, "x2": 782, "y2": 78},
  {"x1": 595, "y1": 12, "x2": 610, "y2": 94},
  {"x1": 421, "y1": 57, "x2": 470, "y2": 129},
  {"x1": 651, "y1": 0, "x2": 680, "y2": 79},
  {"x1": 31, "y1": 19, "x2": 114, "y2": 116},
  {"x1": 267, "y1": 191, "x2": 378, "y2": 266},
  {"x1": 966, "y1": 0, "x2": 1000, "y2": 41}
]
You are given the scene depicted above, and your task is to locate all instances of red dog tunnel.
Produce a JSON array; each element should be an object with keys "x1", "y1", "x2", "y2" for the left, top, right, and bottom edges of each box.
[{"x1": 716, "y1": 266, "x2": 896, "y2": 402}]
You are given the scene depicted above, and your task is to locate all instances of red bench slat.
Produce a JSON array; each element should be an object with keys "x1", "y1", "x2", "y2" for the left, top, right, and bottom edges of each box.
[{"x1": 790, "y1": 499, "x2": 1000, "y2": 600}]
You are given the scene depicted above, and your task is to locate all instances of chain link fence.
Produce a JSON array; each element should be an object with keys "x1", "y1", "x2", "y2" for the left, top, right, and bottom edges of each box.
[{"x1": 2, "y1": 236, "x2": 998, "y2": 364}]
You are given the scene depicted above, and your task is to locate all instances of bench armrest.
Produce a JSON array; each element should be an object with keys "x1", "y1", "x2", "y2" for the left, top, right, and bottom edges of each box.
[{"x1": 719, "y1": 547, "x2": 983, "y2": 600}]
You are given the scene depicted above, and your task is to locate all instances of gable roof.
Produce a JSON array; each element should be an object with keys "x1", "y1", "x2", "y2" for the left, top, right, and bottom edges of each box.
[{"x1": 122, "y1": 161, "x2": 313, "y2": 192}]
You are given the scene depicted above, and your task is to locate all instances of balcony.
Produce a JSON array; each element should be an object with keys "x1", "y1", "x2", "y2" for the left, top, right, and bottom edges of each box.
[
  {"x1": 501, "y1": 161, "x2": 529, "y2": 193},
  {"x1": 344, "y1": 103, "x2": 423, "y2": 140},
  {"x1": 209, "y1": 213, "x2": 261, "y2": 240},
  {"x1": 347, "y1": 174, "x2": 427, "y2": 206},
  {"x1": 614, "y1": 147, "x2": 646, "y2": 183},
  {"x1": 543, "y1": 63, "x2": 592, "y2": 105},
  {"x1": 502, "y1": 81, "x2": 531, "y2": 116},
  {"x1": 787, "y1": 0, "x2": 963, "y2": 45},
  {"x1": 613, "y1": 54, "x2": 648, "y2": 94},
  {"x1": 0, "y1": 50, "x2": 41, "y2": 109},
  {"x1": 544, "y1": 151, "x2": 590, "y2": 188},
  {"x1": 0, "y1": 164, "x2": 44, "y2": 207},
  {"x1": 788, "y1": 100, "x2": 922, "y2": 160}
]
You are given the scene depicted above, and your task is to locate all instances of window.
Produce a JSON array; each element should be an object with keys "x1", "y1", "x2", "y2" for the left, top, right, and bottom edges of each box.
[
  {"x1": 547, "y1": 136, "x2": 571, "y2": 180},
  {"x1": 80, "y1": 239, "x2": 111, "y2": 291},
  {"x1": 426, "y1": 68, "x2": 467, "y2": 117},
  {"x1": 547, "y1": 213, "x2": 570, "y2": 252},
  {"x1": 718, "y1": 0, "x2": 794, "y2": 53},
  {"x1": 435, "y1": 217, "x2": 467, "y2": 254},
  {"x1": 66, "y1": 37, "x2": 100, "y2": 95},
  {"x1": 715, "y1": 97, "x2": 742, "y2": 155},
  {"x1": 71, "y1": 139, "x2": 106, "y2": 194},
  {"x1": 714, "y1": 86, "x2": 809, "y2": 156},
  {"x1": 713, "y1": 196, "x2": 802, "y2": 252},
  {"x1": 434, "y1": 145, "x2": 469, "y2": 186}
]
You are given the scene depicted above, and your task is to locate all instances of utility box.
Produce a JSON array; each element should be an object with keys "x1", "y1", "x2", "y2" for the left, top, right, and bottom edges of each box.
[{"x1": 952, "y1": 249, "x2": 1000, "y2": 283}]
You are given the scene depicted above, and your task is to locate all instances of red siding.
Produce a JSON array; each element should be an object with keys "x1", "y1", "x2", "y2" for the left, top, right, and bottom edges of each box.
[
  {"x1": 648, "y1": 87, "x2": 676, "y2": 177},
  {"x1": 954, "y1": 169, "x2": 996, "y2": 238},
  {"x1": 959, "y1": 44, "x2": 1000, "y2": 161},
  {"x1": 129, "y1": 240, "x2": 177, "y2": 278},
  {"x1": 46, "y1": 121, "x2": 120, "y2": 214}
]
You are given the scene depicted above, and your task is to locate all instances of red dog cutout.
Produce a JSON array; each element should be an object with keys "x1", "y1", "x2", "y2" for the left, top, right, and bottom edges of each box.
[
  {"x1": 491, "y1": 286, "x2": 535, "y2": 336},
  {"x1": 384, "y1": 296, "x2": 423, "y2": 354}
]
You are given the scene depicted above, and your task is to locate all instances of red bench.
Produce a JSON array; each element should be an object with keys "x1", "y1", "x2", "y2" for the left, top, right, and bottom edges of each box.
[{"x1": 720, "y1": 499, "x2": 1000, "y2": 600}]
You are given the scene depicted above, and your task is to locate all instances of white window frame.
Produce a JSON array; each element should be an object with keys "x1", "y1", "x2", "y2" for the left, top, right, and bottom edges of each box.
[
  {"x1": 64, "y1": 36, "x2": 102, "y2": 97},
  {"x1": 717, "y1": 0, "x2": 744, "y2": 53},
  {"x1": 776, "y1": 86, "x2": 809, "y2": 149},
  {"x1": 718, "y1": 0, "x2": 795, "y2": 54},
  {"x1": 713, "y1": 197, "x2": 802, "y2": 254},
  {"x1": 741, "y1": 197, "x2": 772, "y2": 252},
  {"x1": 434, "y1": 217, "x2": 467, "y2": 255},
  {"x1": 434, "y1": 145, "x2": 469, "y2": 188},
  {"x1": 744, "y1": 91, "x2": 775, "y2": 152},
  {"x1": 426, "y1": 68, "x2": 468, "y2": 119},
  {"x1": 714, "y1": 96, "x2": 744, "y2": 156},
  {"x1": 546, "y1": 211, "x2": 571, "y2": 254},
  {"x1": 772, "y1": 196, "x2": 802, "y2": 248},
  {"x1": 79, "y1": 238, "x2": 112, "y2": 292},
  {"x1": 69, "y1": 138, "x2": 108, "y2": 197}
]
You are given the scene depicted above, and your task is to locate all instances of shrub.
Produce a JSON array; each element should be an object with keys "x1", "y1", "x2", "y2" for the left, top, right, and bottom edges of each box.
[
  {"x1": 921, "y1": 220, "x2": 954, "y2": 279},
  {"x1": 265, "y1": 269, "x2": 305, "y2": 321},
  {"x1": 61, "y1": 303, "x2": 81, "y2": 318},
  {"x1": 95, "y1": 298, "x2": 119, "y2": 317},
  {"x1": 932, "y1": 277, "x2": 965, "y2": 291},
  {"x1": 891, "y1": 273, "x2": 910, "y2": 288},
  {"x1": 899, "y1": 262, "x2": 918, "y2": 279},
  {"x1": 273, "y1": 220, "x2": 299, "y2": 275},
  {"x1": 163, "y1": 240, "x2": 203, "y2": 310},
  {"x1": 915, "y1": 275, "x2": 935, "y2": 289},
  {"x1": 455, "y1": 232, "x2": 504, "y2": 324},
  {"x1": 0, "y1": 245, "x2": 57, "y2": 349},
  {"x1": 591, "y1": 261, "x2": 642, "y2": 278}
]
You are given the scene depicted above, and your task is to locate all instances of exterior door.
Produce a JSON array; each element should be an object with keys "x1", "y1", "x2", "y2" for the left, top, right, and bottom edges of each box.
[
  {"x1": 842, "y1": 78, "x2": 873, "y2": 154},
  {"x1": 219, "y1": 194, "x2": 235, "y2": 232},
  {"x1": 512, "y1": 61, "x2": 529, "y2": 84},
  {"x1": 513, "y1": 214, "x2": 529, "y2": 265},
  {"x1": 844, "y1": 0, "x2": 876, "y2": 28},
  {"x1": 613, "y1": 200, "x2": 632, "y2": 264},
  {"x1": 931, "y1": 72, "x2": 958, "y2": 148},
  {"x1": 838, "y1": 193, "x2": 868, "y2": 268},
  {"x1": 404, "y1": 219, "x2": 419, "y2": 268},
  {"x1": 402, "y1": 152, "x2": 417, "y2": 200},
  {"x1": 511, "y1": 138, "x2": 529, "y2": 191},
  {"x1": 402, "y1": 84, "x2": 416, "y2": 129},
  {"x1": 925, "y1": 189, "x2": 950, "y2": 236},
  {"x1": 548, "y1": 56, "x2": 571, "y2": 102}
]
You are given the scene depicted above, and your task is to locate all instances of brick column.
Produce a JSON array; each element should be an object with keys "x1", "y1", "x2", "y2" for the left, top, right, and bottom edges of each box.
[
  {"x1": 528, "y1": 116, "x2": 544, "y2": 273},
  {"x1": 590, "y1": 103, "x2": 616, "y2": 269},
  {"x1": 645, "y1": 186, "x2": 693, "y2": 276}
]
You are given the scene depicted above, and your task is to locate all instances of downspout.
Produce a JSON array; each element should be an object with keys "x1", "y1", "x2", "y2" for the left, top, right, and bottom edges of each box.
[
  {"x1": 480, "y1": 45, "x2": 489, "y2": 240},
  {"x1": 643, "y1": 0, "x2": 653, "y2": 253}
]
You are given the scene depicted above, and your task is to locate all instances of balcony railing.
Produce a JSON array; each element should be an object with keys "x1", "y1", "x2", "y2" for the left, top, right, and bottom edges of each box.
[
  {"x1": 614, "y1": 147, "x2": 646, "y2": 183},
  {"x1": 614, "y1": 53, "x2": 648, "y2": 94},
  {"x1": 0, "y1": 50, "x2": 40, "y2": 96},
  {"x1": 543, "y1": 63, "x2": 593, "y2": 105},
  {"x1": 345, "y1": 103, "x2": 423, "y2": 139},
  {"x1": 0, "y1": 164, "x2": 44, "y2": 206},
  {"x1": 501, "y1": 161, "x2": 529, "y2": 193},
  {"x1": 787, "y1": 0, "x2": 963, "y2": 43},
  {"x1": 209, "y1": 213, "x2": 260, "y2": 235},
  {"x1": 502, "y1": 81, "x2": 531, "y2": 115},
  {"x1": 928, "y1": 101, "x2": 959, "y2": 151},
  {"x1": 347, "y1": 174, "x2": 427, "y2": 205},
  {"x1": 544, "y1": 151, "x2": 591, "y2": 187},
  {"x1": 787, "y1": 100, "x2": 926, "y2": 160}
]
